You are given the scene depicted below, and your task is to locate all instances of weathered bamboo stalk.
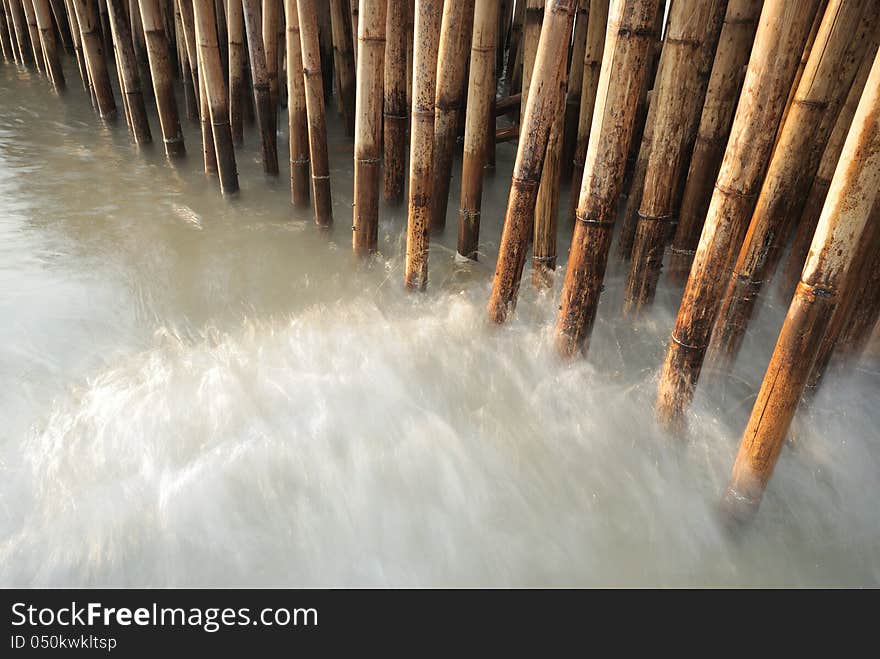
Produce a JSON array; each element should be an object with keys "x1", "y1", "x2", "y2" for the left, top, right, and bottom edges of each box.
[
  {"x1": 32, "y1": 0, "x2": 65, "y2": 87},
  {"x1": 138, "y1": 0, "x2": 185, "y2": 154},
  {"x1": 553, "y1": 0, "x2": 658, "y2": 348},
  {"x1": 284, "y1": 0, "x2": 309, "y2": 205},
  {"x1": 457, "y1": 0, "x2": 499, "y2": 261},
  {"x1": 666, "y1": 0, "x2": 762, "y2": 285},
  {"x1": 622, "y1": 0, "x2": 729, "y2": 313},
  {"x1": 49, "y1": 0, "x2": 73, "y2": 50},
  {"x1": 519, "y1": 0, "x2": 544, "y2": 128},
  {"x1": 328, "y1": 0, "x2": 355, "y2": 135},
  {"x1": 262, "y1": 0, "x2": 279, "y2": 109},
  {"x1": 62, "y1": 0, "x2": 90, "y2": 89},
  {"x1": 296, "y1": 0, "x2": 332, "y2": 226},
  {"x1": 227, "y1": 0, "x2": 244, "y2": 143},
  {"x1": 348, "y1": 0, "x2": 356, "y2": 65},
  {"x1": 506, "y1": 0, "x2": 523, "y2": 93},
  {"x1": 0, "y1": 2, "x2": 13, "y2": 60},
  {"x1": 316, "y1": 0, "x2": 333, "y2": 102},
  {"x1": 381, "y1": 0, "x2": 405, "y2": 203},
  {"x1": 7, "y1": 0, "x2": 31, "y2": 65},
  {"x1": 242, "y1": 0, "x2": 278, "y2": 173},
  {"x1": 129, "y1": 0, "x2": 151, "y2": 91},
  {"x1": 488, "y1": 0, "x2": 577, "y2": 318},
  {"x1": 22, "y1": 0, "x2": 46, "y2": 71},
  {"x1": 73, "y1": 0, "x2": 117, "y2": 117},
  {"x1": 707, "y1": 0, "x2": 877, "y2": 370},
  {"x1": 2, "y1": 0, "x2": 21, "y2": 63},
  {"x1": 496, "y1": 0, "x2": 510, "y2": 74},
  {"x1": 568, "y1": 0, "x2": 607, "y2": 223},
  {"x1": 106, "y1": 0, "x2": 151, "y2": 143},
  {"x1": 405, "y1": 0, "x2": 413, "y2": 106},
  {"x1": 174, "y1": 0, "x2": 200, "y2": 128},
  {"x1": 654, "y1": 0, "x2": 823, "y2": 433},
  {"x1": 430, "y1": 0, "x2": 475, "y2": 232},
  {"x1": 835, "y1": 211, "x2": 880, "y2": 360},
  {"x1": 403, "y1": 0, "x2": 443, "y2": 290},
  {"x1": 560, "y1": 0, "x2": 589, "y2": 182},
  {"x1": 196, "y1": 28, "x2": 217, "y2": 173},
  {"x1": 723, "y1": 48, "x2": 880, "y2": 521}
]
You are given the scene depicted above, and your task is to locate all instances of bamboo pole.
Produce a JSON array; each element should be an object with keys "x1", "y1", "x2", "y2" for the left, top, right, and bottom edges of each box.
[
  {"x1": 707, "y1": 0, "x2": 877, "y2": 370},
  {"x1": 382, "y1": 0, "x2": 405, "y2": 204},
  {"x1": 2, "y1": 0, "x2": 21, "y2": 63},
  {"x1": 62, "y1": 0, "x2": 89, "y2": 89},
  {"x1": 488, "y1": 0, "x2": 577, "y2": 317},
  {"x1": 405, "y1": 0, "x2": 413, "y2": 106},
  {"x1": 622, "y1": 0, "x2": 729, "y2": 314},
  {"x1": 666, "y1": 0, "x2": 762, "y2": 285},
  {"x1": 285, "y1": 0, "x2": 309, "y2": 205},
  {"x1": 315, "y1": 0, "x2": 333, "y2": 102},
  {"x1": 430, "y1": 0, "x2": 475, "y2": 233},
  {"x1": 73, "y1": 0, "x2": 117, "y2": 117},
  {"x1": 22, "y1": 0, "x2": 45, "y2": 71},
  {"x1": 348, "y1": 0, "x2": 356, "y2": 65},
  {"x1": 497, "y1": 0, "x2": 510, "y2": 75},
  {"x1": 241, "y1": 0, "x2": 278, "y2": 174},
  {"x1": 262, "y1": 0, "x2": 279, "y2": 108},
  {"x1": 49, "y1": 0, "x2": 73, "y2": 51},
  {"x1": 175, "y1": 0, "x2": 200, "y2": 128},
  {"x1": 196, "y1": 31, "x2": 217, "y2": 172},
  {"x1": 106, "y1": 0, "x2": 151, "y2": 143},
  {"x1": 568, "y1": 0, "x2": 608, "y2": 223},
  {"x1": 130, "y1": 0, "x2": 150, "y2": 91},
  {"x1": 329, "y1": 0, "x2": 355, "y2": 136},
  {"x1": 457, "y1": 0, "x2": 499, "y2": 261},
  {"x1": 654, "y1": 0, "x2": 823, "y2": 433},
  {"x1": 227, "y1": 0, "x2": 244, "y2": 143},
  {"x1": 560, "y1": 0, "x2": 589, "y2": 182},
  {"x1": 519, "y1": 0, "x2": 544, "y2": 128},
  {"x1": 722, "y1": 48, "x2": 880, "y2": 521},
  {"x1": 32, "y1": 0, "x2": 65, "y2": 87},
  {"x1": 0, "y1": 2, "x2": 12, "y2": 60},
  {"x1": 296, "y1": 0, "x2": 332, "y2": 226},
  {"x1": 7, "y1": 0, "x2": 30, "y2": 64},
  {"x1": 506, "y1": 0, "x2": 523, "y2": 93},
  {"x1": 403, "y1": 0, "x2": 443, "y2": 290}
]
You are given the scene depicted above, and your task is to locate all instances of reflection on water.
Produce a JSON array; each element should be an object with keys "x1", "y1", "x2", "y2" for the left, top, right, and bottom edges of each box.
[{"x1": 1, "y1": 59, "x2": 878, "y2": 586}]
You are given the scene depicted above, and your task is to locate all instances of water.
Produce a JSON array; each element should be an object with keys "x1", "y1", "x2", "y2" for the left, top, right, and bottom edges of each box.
[{"x1": 2, "y1": 60, "x2": 879, "y2": 587}]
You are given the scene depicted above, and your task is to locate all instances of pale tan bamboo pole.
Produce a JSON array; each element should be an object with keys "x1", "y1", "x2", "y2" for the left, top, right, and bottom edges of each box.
[
  {"x1": 707, "y1": 0, "x2": 877, "y2": 370},
  {"x1": 174, "y1": 0, "x2": 200, "y2": 127},
  {"x1": 622, "y1": 0, "x2": 730, "y2": 313},
  {"x1": 329, "y1": 0, "x2": 355, "y2": 135},
  {"x1": 519, "y1": 0, "x2": 543, "y2": 128},
  {"x1": 241, "y1": 0, "x2": 279, "y2": 173},
  {"x1": 836, "y1": 211, "x2": 880, "y2": 360},
  {"x1": 262, "y1": 0, "x2": 279, "y2": 108},
  {"x1": 62, "y1": 0, "x2": 90, "y2": 89},
  {"x1": 227, "y1": 0, "x2": 244, "y2": 143},
  {"x1": 106, "y1": 0, "x2": 152, "y2": 143},
  {"x1": 568, "y1": 0, "x2": 607, "y2": 223},
  {"x1": 403, "y1": 0, "x2": 443, "y2": 290},
  {"x1": 722, "y1": 48, "x2": 880, "y2": 521},
  {"x1": 138, "y1": 0, "x2": 186, "y2": 155},
  {"x1": 172, "y1": 2, "x2": 196, "y2": 122},
  {"x1": 560, "y1": 0, "x2": 588, "y2": 182},
  {"x1": 553, "y1": 0, "x2": 658, "y2": 346},
  {"x1": 405, "y1": 0, "x2": 413, "y2": 106},
  {"x1": 654, "y1": 0, "x2": 823, "y2": 433},
  {"x1": 506, "y1": 0, "x2": 523, "y2": 93},
  {"x1": 348, "y1": 0, "x2": 356, "y2": 65},
  {"x1": 667, "y1": 0, "x2": 762, "y2": 285},
  {"x1": 195, "y1": 25, "x2": 217, "y2": 172},
  {"x1": 457, "y1": 0, "x2": 499, "y2": 261},
  {"x1": 32, "y1": 0, "x2": 64, "y2": 87},
  {"x1": 352, "y1": 0, "x2": 387, "y2": 250},
  {"x1": 382, "y1": 0, "x2": 405, "y2": 204},
  {"x1": 130, "y1": 0, "x2": 150, "y2": 90},
  {"x1": 296, "y1": 0, "x2": 332, "y2": 226},
  {"x1": 22, "y1": 0, "x2": 45, "y2": 71},
  {"x1": 487, "y1": 0, "x2": 578, "y2": 317},
  {"x1": 193, "y1": 0, "x2": 238, "y2": 192},
  {"x1": 0, "y1": 2, "x2": 13, "y2": 60},
  {"x1": 2, "y1": 0, "x2": 22, "y2": 62},
  {"x1": 7, "y1": 0, "x2": 31, "y2": 64},
  {"x1": 74, "y1": 0, "x2": 117, "y2": 116},
  {"x1": 430, "y1": 0, "x2": 475, "y2": 232},
  {"x1": 285, "y1": 0, "x2": 309, "y2": 205}
]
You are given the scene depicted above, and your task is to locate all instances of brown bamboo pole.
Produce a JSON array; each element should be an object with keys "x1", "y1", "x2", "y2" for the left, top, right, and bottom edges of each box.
[
  {"x1": 457, "y1": 0, "x2": 499, "y2": 261},
  {"x1": 553, "y1": 0, "x2": 658, "y2": 347},
  {"x1": 405, "y1": 0, "x2": 413, "y2": 106},
  {"x1": 348, "y1": 0, "x2": 356, "y2": 65},
  {"x1": 506, "y1": 0, "x2": 523, "y2": 93},
  {"x1": 130, "y1": 0, "x2": 150, "y2": 91},
  {"x1": 488, "y1": 0, "x2": 577, "y2": 317},
  {"x1": 403, "y1": 0, "x2": 443, "y2": 290},
  {"x1": 106, "y1": 0, "x2": 151, "y2": 143},
  {"x1": 519, "y1": 0, "x2": 543, "y2": 128},
  {"x1": 62, "y1": 0, "x2": 89, "y2": 89},
  {"x1": 32, "y1": 0, "x2": 64, "y2": 87},
  {"x1": 227, "y1": 0, "x2": 244, "y2": 144},
  {"x1": 50, "y1": 0, "x2": 73, "y2": 49},
  {"x1": 497, "y1": 0, "x2": 511, "y2": 75},
  {"x1": 622, "y1": 0, "x2": 729, "y2": 314},
  {"x1": 297, "y1": 0, "x2": 332, "y2": 226},
  {"x1": 707, "y1": 0, "x2": 877, "y2": 370},
  {"x1": 568, "y1": 0, "x2": 607, "y2": 223},
  {"x1": 654, "y1": 0, "x2": 823, "y2": 433},
  {"x1": 7, "y1": 0, "x2": 31, "y2": 64},
  {"x1": 429, "y1": 0, "x2": 475, "y2": 233},
  {"x1": 666, "y1": 0, "x2": 762, "y2": 285},
  {"x1": 776, "y1": 37, "x2": 879, "y2": 302},
  {"x1": 173, "y1": 2, "x2": 196, "y2": 122},
  {"x1": 722, "y1": 49, "x2": 880, "y2": 521},
  {"x1": 262, "y1": 0, "x2": 279, "y2": 108},
  {"x1": 241, "y1": 0, "x2": 278, "y2": 173},
  {"x1": 174, "y1": 0, "x2": 200, "y2": 126},
  {"x1": 22, "y1": 0, "x2": 45, "y2": 71},
  {"x1": 382, "y1": 0, "x2": 405, "y2": 204},
  {"x1": 560, "y1": 0, "x2": 589, "y2": 182},
  {"x1": 285, "y1": 0, "x2": 309, "y2": 205},
  {"x1": 2, "y1": 0, "x2": 21, "y2": 62},
  {"x1": 316, "y1": 0, "x2": 333, "y2": 102},
  {"x1": 74, "y1": 0, "x2": 117, "y2": 117},
  {"x1": 196, "y1": 29, "x2": 217, "y2": 172},
  {"x1": 329, "y1": 0, "x2": 355, "y2": 135},
  {"x1": 0, "y1": 2, "x2": 12, "y2": 60}
]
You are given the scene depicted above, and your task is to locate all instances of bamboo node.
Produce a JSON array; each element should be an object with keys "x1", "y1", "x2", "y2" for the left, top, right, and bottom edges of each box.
[
  {"x1": 670, "y1": 247, "x2": 696, "y2": 256},
  {"x1": 358, "y1": 35, "x2": 386, "y2": 43},
  {"x1": 575, "y1": 209, "x2": 614, "y2": 227},
  {"x1": 532, "y1": 255, "x2": 556, "y2": 263},
  {"x1": 459, "y1": 209, "x2": 481, "y2": 219},
  {"x1": 312, "y1": 174, "x2": 330, "y2": 181},
  {"x1": 664, "y1": 36, "x2": 702, "y2": 48},
  {"x1": 798, "y1": 281, "x2": 836, "y2": 299},
  {"x1": 791, "y1": 98, "x2": 829, "y2": 111},
  {"x1": 356, "y1": 157, "x2": 381, "y2": 165},
  {"x1": 714, "y1": 181, "x2": 757, "y2": 199},
  {"x1": 670, "y1": 333, "x2": 705, "y2": 351},
  {"x1": 637, "y1": 211, "x2": 676, "y2": 223},
  {"x1": 511, "y1": 175, "x2": 539, "y2": 190},
  {"x1": 291, "y1": 157, "x2": 311, "y2": 165}
]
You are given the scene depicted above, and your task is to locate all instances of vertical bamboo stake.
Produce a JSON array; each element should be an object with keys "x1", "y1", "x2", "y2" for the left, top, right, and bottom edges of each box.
[
  {"x1": 553, "y1": 0, "x2": 658, "y2": 347},
  {"x1": 835, "y1": 209, "x2": 880, "y2": 360},
  {"x1": 568, "y1": 0, "x2": 608, "y2": 223},
  {"x1": 667, "y1": 0, "x2": 762, "y2": 285},
  {"x1": 329, "y1": 0, "x2": 355, "y2": 135},
  {"x1": 22, "y1": 0, "x2": 45, "y2": 71},
  {"x1": 228, "y1": 0, "x2": 244, "y2": 144},
  {"x1": 196, "y1": 29, "x2": 217, "y2": 172},
  {"x1": 62, "y1": 0, "x2": 89, "y2": 89},
  {"x1": 488, "y1": 0, "x2": 577, "y2": 318},
  {"x1": 708, "y1": 0, "x2": 877, "y2": 370},
  {"x1": 241, "y1": 0, "x2": 279, "y2": 173},
  {"x1": 2, "y1": 0, "x2": 21, "y2": 63},
  {"x1": 654, "y1": 0, "x2": 823, "y2": 433},
  {"x1": 74, "y1": 0, "x2": 117, "y2": 117},
  {"x1": 496, "y1": 0, "x2": 511, "y2": 74},
  {"x1": 138, "y1": 0, "x2": 186, "y2": 154},
  {"x1": 722, "y1": 49, "x2": 880, "y2": 521},
  {"x1": 297, "y1": 0, "x2": 332, "y2": 226},
  {"x1": 175, "y1": 0, "x2": 200, "y2": 126},
  {"x1": 285, "y1": 0, "x2": 310, "y2": 205},
  {"x1": 520, "y1": 0, "x2": 544, "y2": 127},
  {"x1": 506, "y1": 0, "x2": 523, "y2": 93},
  {"x1": 130, "y1": 0, "x2": 150, "y2": 90},
  {"x1": 316, "y1": 0, "x2": 334, "y2": 102},
  {"x1": 0, "y1": 3, "x2": 12, "y2": 60},
  {"x1": 382, "y1": 0, "x2": 405, "y2": 204},
  {"x1": 405, "y1": 0, "x2": 413, "y2": 106},
  {"x1": 348, "y1": 0, "x2": 356, "y2": 64},
  {"x1": 622, "y1": 0, "x2": 729, "y2": 314},
  {"x1": 106, "y1": 0, "x2": 151, "y2": 143},
  {"x1": 262, "y1": 0, "x2": 280, "y2": 107},
  {"x1": 193, "y1": 0, "x2": 238, "y2": 192},
  {"x1": 403, "y1": 0, "x2": 443, "y2": 290},
  {"x1": 32, "y1": 0, "x2": 65, "y2": 87},
  {"x1": 7, "y1": 0, "x2": 30, "y2": 65},
  {"x1": 430, "y1": 0, "x2": 475, "y2": 232},
  {"x1": 560, "y1": 0, "x2": 589, "y2": 182},
  {"x1": 50, "y1": 0, "x2": 73, "y2": 51}
]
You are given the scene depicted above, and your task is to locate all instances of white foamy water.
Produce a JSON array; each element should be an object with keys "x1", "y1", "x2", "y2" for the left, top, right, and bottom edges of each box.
[{"x1": 1, "y1": 60, "x2": 878, "y2": 586}]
